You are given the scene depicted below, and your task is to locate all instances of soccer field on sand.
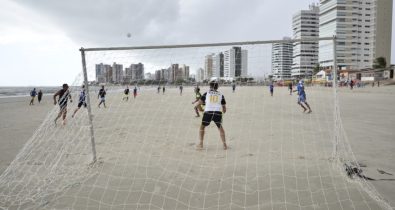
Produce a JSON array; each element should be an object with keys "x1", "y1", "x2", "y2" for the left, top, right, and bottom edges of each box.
[{"x1": 0, "y1": 85, "x2": 394, "y2": 209}]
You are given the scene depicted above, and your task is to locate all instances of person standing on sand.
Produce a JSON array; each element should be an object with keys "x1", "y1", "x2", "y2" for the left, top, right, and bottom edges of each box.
[
  {"x1": 232, "y1": 83, "x2": 236, "y2": 93},
  {"x1": 288, "y1": 83, "x2": 293, "y2": 95},
  {"x1": 179, "y1": 85, "x2": 183, "y2": 96},
  {"x1": 72, "y1": 85, "x2": 86, "y2": 118},
  {"x1": 162, "y1": 86, "x2": 165, "y2": 95},
  {"x1": 196, "y1": 80, "x2": 227, "y2": 150},
  {"x1": 98, "y1": 85, "x2": 106, "y2": 108},
  {"x1": 54, "y1": 84, "x2": 72, "y2": 125},
  {"x1": 133, "y1": 86, "x2": 138, "y2": 99},
  {"x1": 294, "y1": 80, "x2": 312, "y2": 113},
  {"x1": 269, "y1": 83, "x2": 274, "y2": 97},
  {"x1": 123, "y1": 86, "x2": 130, "y2": 101},
  {"x1": 37, "y1": 90, "x2": 43, "y2": 103},
  {"x1": 29, "y1": 88, "x2": 37, "y2": 105},
  {"x1": 157, "y1": 86, "x2": 160, "y2": 94}
]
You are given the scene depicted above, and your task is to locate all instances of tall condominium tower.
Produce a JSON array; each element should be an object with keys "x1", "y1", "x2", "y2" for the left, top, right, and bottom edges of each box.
[
  {"x1": 292, "y1": 3, "x2": 320, "y2": 79},
  {"x1": 319, "y1": 0, "x2": 392, "y2": 70},
  {"x1": 272, "y1": 37, "x2": 293, "y2": 81}
]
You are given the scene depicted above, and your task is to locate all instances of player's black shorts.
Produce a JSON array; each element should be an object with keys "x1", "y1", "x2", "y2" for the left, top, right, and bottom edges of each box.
[
  {"x1": 78, "y1": 101, "x2": 87, "y2": 108},
  {"x1": 202, "y1": 111, "x2": 223, "y2": 128}
]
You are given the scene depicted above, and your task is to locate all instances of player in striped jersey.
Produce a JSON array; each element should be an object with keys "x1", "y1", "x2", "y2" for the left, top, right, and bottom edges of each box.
[{"x1": 196, "y1": 80, "x2": 227, "y2": 150}]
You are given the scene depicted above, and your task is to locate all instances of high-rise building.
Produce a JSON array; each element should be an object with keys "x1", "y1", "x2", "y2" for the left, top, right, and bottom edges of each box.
[
  {"x1": 162, "y1": 68, "x2": 169, "y2": 81},
  {"x1": 132, "y1": 63, "x2": 144, "y2": 80},
  {"x1": 292, "y1": 3, "x2": 319, "y2": 79},
  {"x1": 272, "y1": 37, "x2": 293, "y2": 81},
  {"x1": 196, "y1": 68, "x2": 205, "y2": 82},
  {"x1": 241, "y1": 50, "x2": 248, "y2": 77},
  {"x1": 319, "y1": 0, "x2": 392, "y2": 70},
  {"x1": 224, "y1": 47, "x2": 248, "y2": 79},
  {"x1": 169, "y1": 64, "x2": 179, "y2": 82},
  {"x1": 112, "y1": 62, "x2": 123, "y2": 83},
  {"x1": 179, "y1": 64, "x2": 190, "y2": 81},
  {"x1": 204, "y1": 54, "x2": 214, "y2": 80},
  {"x1": 155, "y1": 70, "x2": 161, "y2": 81},
  {"x1": 213, "y1": 53, "x2": 225, "y2": 78},
  {"x1": 95, "y1": 63, "x2": 112, "y2": 83}
]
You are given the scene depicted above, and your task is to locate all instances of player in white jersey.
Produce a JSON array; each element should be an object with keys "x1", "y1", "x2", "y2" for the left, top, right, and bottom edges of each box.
[{"x1": 196, "y1": 80, "x2": 227, "y2": 150}]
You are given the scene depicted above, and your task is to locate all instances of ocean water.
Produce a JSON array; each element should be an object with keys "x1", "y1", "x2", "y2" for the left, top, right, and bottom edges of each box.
[{"x1": 0, "y1": 87, "x2": 61, "y2": 98}]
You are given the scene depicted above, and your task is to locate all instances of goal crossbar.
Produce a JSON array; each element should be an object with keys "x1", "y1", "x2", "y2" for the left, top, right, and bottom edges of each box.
[{"x1": 80, "y1": 36, "x2": 335, "y2": 52}]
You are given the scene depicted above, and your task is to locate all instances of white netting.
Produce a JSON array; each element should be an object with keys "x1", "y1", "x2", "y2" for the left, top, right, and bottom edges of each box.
[{"x1": 0, "y1": 39, "x2": 392, "y2": 210}]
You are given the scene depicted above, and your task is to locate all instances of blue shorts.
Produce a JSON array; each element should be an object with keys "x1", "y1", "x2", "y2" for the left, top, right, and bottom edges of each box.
[{"x1": 298, "y1": 95, "x2": 306, "y2": 103}]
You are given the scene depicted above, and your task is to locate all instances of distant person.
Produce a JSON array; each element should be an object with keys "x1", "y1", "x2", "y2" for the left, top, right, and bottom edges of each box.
[
  {"x1": 179, "y1": 85, "x2": 183, "y2": 96},
  {"x1": 288, "y1": 83, "x2": 293, "y2": 95},
  {"x1": 350, "y1": 80, "x2": 354, "y2": 90},
  {"x1": 123, "y1": 86, "x2": 130, "y2": 101},
  {"x1": 269, "y1": 83, "x2": 274, "y2": 96},
  {"x1": 232, "y1": 83, "x2": 236, "y2": 93},
  {"x1": 72, "y1": 85, "x2": 86, "y2": 118},
  {"x1": 162, "y1": 86, "x2": 165, "y2": 95},
  {"x1": 157, "y1": 86, "x2": 160, "y2": 94},
  {"x1": 377, "y1": 80, "x2": 380, "y2": 87},
  {"x1": 54, "y1": 84, "x2": 73, "y2": 125},
  {"x1": 196, "y1": 80, "x2": 227, "y2": 150},
  {"x1": 98, "y1": 85, "x2": 106, "y2": 108},
  {"x1": 37, "y1": 90, "x2": 43, "y2": 103},
  {"x1": 372, "y1": 82, "x2": 375, "y2": 87},
  {"x1": 294, "y1": 80, "x2": 312, "y2": 113},
  {"x1": 29, "y1": 88, "x2": 37, "y2": 105},
  {"x1": 133, "y1": 86, "x2": 138, "y2": 99},
  {"x1": 192, "y1": 87, "x2": 203, "y2": 117}
]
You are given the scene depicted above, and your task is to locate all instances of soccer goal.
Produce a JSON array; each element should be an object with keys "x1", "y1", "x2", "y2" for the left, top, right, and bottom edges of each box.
[{"x1": 0, "y1": 37, "x2": 391, "y2": 209}]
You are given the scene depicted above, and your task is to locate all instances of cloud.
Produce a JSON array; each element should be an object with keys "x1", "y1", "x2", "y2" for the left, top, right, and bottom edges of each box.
[{"x1": 14, "y1": 0, "x2": 316, "y2": 46}]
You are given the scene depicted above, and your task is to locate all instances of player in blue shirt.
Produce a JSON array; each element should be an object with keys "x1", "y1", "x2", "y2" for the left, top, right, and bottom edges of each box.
[
  {"x1": 294, "y1": 80, "x2": 312, "y2": 113},
  {"x1": 29, "y1": 88, "x2": 37, "y2": 105}
]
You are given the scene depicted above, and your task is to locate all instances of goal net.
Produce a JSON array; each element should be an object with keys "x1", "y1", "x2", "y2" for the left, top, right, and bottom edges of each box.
[{"x1": 0, "y1": 38, "x2": 392, "y2": 209}]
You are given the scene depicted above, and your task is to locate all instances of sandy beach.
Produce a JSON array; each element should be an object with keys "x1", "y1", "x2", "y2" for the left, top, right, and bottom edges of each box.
[{"x1": 0, "y1": 85, "x2": 394, "y2": 209}]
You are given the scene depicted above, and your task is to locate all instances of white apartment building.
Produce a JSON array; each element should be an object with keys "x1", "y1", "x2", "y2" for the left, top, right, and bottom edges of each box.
[
  {"x1": 112, "y1": 62, "x2": 123, "y2": 84},
  {"x1": 272, "y1": 37, "x2": 293, "y2": 81},
  {"x1": 212, "y1": 52, "x2": 224, "y2": 78},
  {"x1": 292, "y1": 4, "x2": 320, "y2": 79},
  {"x1": 196, "y1": 68, "x2": 204, "y2": 82},
  {"x1": 223, "y1": 47, "x2": 248, "y2": 79},
  {"x1": 319, "y1": 0, "x2": 392, "y2": 70}
]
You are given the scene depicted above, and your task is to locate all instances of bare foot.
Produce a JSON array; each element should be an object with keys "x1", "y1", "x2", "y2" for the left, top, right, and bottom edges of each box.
[
  {"x1": 62, "y1": 120, "x2": 66, "y2": 125},
  {"x1": 223, "y1": 143, "x2": 228, "y2": 150},
  {"x1": 303, "y1": 109, "x2": 307, "y2": 113},
  {"x1": 307, "y1": 110, "x2": 312, "y2": 114},
  {"x1": 196, "y1": 144, "x2": 203, "y2": 150}
]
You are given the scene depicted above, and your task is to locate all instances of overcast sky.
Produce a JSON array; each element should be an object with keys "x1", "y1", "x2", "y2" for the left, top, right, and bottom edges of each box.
[{"x1": 1, "y1": 0, "x2": 394, "y2": 86}]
